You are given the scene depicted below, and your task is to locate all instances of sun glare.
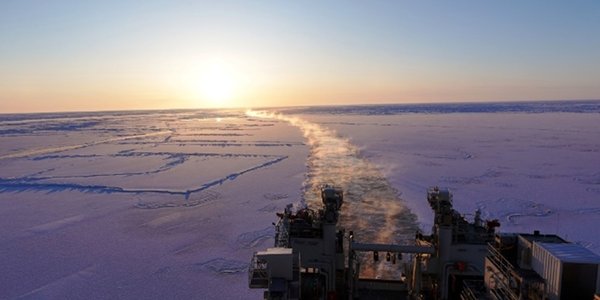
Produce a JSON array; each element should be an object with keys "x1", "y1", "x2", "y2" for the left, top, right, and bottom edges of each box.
[
  {"x1": 174, "y1": 56, "x2": 258, "y2": 109},
  {"x1": 197, "y1": 62, "x2": 236, "y2": 108}
]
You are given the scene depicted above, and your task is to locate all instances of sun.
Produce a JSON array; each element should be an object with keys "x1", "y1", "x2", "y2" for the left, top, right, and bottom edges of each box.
[{"x1": 198, "y1": 63, "x2": 236, "y2": 108}]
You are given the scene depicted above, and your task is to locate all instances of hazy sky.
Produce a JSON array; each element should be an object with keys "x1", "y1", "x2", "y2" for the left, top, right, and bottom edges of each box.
[{"x1": 1, "y1": 1, "x2": 599, "y2": 113}]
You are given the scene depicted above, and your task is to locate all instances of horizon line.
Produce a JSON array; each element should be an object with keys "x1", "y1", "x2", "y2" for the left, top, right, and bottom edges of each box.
[{"x1": 1, "y1": 98, "x2": 599, "y2": 116}]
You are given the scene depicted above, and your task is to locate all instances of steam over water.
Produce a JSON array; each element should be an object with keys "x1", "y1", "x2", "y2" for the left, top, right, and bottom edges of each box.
[{"x1": 247, "y1": 110, "x2": 418, "y2": 277}]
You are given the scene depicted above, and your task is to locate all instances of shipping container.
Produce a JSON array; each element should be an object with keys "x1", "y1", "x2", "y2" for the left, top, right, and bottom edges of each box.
[{"x1": 531, "y1": 242, "x2": 600, "y2": 300}]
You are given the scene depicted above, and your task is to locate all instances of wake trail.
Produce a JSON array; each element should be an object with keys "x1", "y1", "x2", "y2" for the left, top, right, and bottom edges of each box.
[{"x1": 247, "y1": 110, "x2": 418, "y2": 277}]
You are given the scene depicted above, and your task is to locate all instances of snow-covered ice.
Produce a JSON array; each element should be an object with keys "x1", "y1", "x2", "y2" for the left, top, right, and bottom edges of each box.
[
  {"x1": 283, "y1": 101, "x2": 600, "y2": 253},
  {"x1": 0, "y1": 100, "x2": 599, "y2": 299},
  {"x1": 0, "y1": 110, "x2": 306, "y2": 299}
]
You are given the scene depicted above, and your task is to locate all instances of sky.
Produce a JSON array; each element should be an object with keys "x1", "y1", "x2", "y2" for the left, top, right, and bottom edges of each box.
[{"x1": 1, "y1": 1, "x2": 599, "y2": 113}]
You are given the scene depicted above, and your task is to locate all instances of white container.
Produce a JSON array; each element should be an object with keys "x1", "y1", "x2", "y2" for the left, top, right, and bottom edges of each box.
[{"x1": 531, "y1": 242, "x2": 600, "y2": 300}]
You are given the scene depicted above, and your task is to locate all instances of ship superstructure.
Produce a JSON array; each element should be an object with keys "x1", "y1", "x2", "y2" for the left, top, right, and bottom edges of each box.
[
  {"x1": 249, "y1": 185, "x2": 345, "y2": 299},
  {"x1": 248, "y1": 186, "x2": 600, "y2": 299}
]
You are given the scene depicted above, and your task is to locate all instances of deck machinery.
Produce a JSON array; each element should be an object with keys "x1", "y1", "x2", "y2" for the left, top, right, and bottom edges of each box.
[{"x1": 248, "y1": 186, "x2": 600, "y2": 299}]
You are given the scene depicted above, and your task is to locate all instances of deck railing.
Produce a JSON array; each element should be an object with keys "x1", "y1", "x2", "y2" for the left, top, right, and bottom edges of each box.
[{"x1": 486, "y1": 244, "x2": 519, "y2": 300}]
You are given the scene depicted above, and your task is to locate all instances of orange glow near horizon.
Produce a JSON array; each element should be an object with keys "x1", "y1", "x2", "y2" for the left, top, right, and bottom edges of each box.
[
  {"x1": 1, "y1": 2, "x2": 600, "y2": 113},
  {"x1": 1, "y1": 43, "x2": 599, "y2": 113},
  {"x1": 3, "y1": 48, "x2": 598, "y2": 114},
  {"x1": 1, "y1": 51, "x2": 599, "y2": 115}
]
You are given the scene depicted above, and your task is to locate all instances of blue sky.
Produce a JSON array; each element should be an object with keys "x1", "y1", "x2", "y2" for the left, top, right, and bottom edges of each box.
[{"x1": 1, "y1": 1, "x2": 599, "y2": 112}]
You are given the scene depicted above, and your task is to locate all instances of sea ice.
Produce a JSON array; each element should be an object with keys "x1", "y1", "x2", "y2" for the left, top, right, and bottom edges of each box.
[{"x1": 1, "y1": 101, "x2": 598, "y2": 299}]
